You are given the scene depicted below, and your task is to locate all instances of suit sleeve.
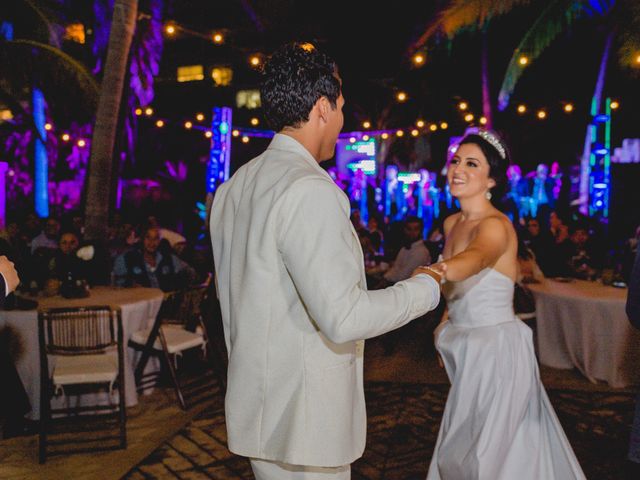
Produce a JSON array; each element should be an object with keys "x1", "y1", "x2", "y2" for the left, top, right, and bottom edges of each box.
[
  {"x1": 626, "y1": 248, "x2": 640, "y2": 330},
  {"x1": 278, "y1": 178, "x2": 440, "y2": 344}
]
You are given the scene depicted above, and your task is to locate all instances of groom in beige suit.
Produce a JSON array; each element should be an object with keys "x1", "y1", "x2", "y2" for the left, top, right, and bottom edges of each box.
[{"x1": 210, "y1": 42, "x2": 442, "y2": 479}]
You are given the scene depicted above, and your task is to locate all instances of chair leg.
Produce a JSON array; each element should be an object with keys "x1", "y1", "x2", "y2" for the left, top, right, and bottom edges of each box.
[
  {"x1": 39, "y1": 381, "x2": 49, "y2": 464},
  {"x1": 118, "y1": 377, "x2": 127, "y2": 449},
  {"x1": 158, "y1": 331, "x2": 186, "y2": 410}
]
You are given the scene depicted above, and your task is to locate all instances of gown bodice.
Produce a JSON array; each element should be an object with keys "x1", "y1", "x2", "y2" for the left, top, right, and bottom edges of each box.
[{"x1": 443, "y1": 268, "x2": 516, "y2": 328}]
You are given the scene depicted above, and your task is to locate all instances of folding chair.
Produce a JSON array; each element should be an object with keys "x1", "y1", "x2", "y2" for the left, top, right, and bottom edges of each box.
[
  {"x1": 130, "y1": 277, "x2": 220, "y2": 409},
  {"x1": 38, "y1": 306, "x2": 126, "y2": 463}
]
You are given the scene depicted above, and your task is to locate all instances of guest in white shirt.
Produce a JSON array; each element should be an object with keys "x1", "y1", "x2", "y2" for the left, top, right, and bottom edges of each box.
[{"x1": 383, "y1": 216, "x2": 432, "y2": 284}]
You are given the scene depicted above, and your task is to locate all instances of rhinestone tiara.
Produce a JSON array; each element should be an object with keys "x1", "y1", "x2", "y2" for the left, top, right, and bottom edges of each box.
[{"x1": 477, "y1": 130, "x2": 506, "y2": 160}]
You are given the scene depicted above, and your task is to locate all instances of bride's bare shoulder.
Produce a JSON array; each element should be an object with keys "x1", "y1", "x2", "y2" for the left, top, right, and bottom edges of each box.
[{"x1": 443, "y1": 212, "x2": 462, "y2": 235}]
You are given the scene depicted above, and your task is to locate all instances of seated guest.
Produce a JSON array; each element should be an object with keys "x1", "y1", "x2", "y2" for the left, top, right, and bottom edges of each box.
[
  {"x1": 367, "y1": 215, "x2": 384, "y2": 254},
  {"x1": 30, "y1": 217, "x2": 60, "y2": 254},
  {"x1": 45, "y1": 231, "x2": 94, "y2": 292},
  {"x1": 382, "y1": 216, "x2": 432, "y2": 284},
  {"x1": 522, "y1": 217, "x2": 554, "y2": 275},
  {"x1": 112, "y1": 226, "x2": 197, "y2": 291},
  {"x1": 567, "y1": 222, "x2": 602, "y2": 279}
]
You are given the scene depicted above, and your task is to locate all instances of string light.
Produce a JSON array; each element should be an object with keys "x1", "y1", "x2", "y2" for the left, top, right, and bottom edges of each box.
[
  {"x1": 517, "y1": 104, "x2": 527, "y2": 114},
  {"x1": 242, "y1": 135, "x2": 250, "y2": 143},
  {"x1": 537, "y1": 109, "x2": 547, "y2": 119},
  {"x1": 479, "y1": 116, "x2": 487, "y2": 125},
  {"x1": 232, "y1": 129, "x2": 240, "y2": 137},
  {"x1": 439, "y1": 122, "x2": 448, "y2": 130},
  {"x1": 564, "y1": 103, "x2": 574, "y2": 113},
  {"x1": 518, "y1": 55, "x2": 529, "y2": 66},
  {"x1": 250, "y1": 117, "x2": 259, "y2": 126},
  {"x1": 412, "y1": 52, "x2": 426, "y2": 66},
  {"x1": 156, "y1": 120, "x2": 164, "y2": 127},
  {"x1": 411, "y1": 129, "x2": 419, "y2": 137},
  {"x1": 610, "y1": 100, "x2": 619, "y2": 110},
  {"x1": 44, "y1": 123, "x2": 52, "y2": 131},
  {"x1": 349, "y1": 137, "x2": 356, "y2": 143},
  {"x1": 144, "y1": 107, "x2": 153, "y2": 116},
  {"x1": 164, "y1": 24, "x2": 176, "y2": 35},
  {"x1": 135, "y1": 108, "x2": 142, "y2": 116},
  {"x1": 249, "y1": 54, "x2": 262, "y2": 68},
  {"x1": 77, "y1": 139, "x2": 86, "y2": 147},
  {"x1": 396, "y1": 130, "x2": 404, "y2": 137},
  {"x1": 381, "y1": 132, "x2": 389, "y2": 139},
  {"x1": 464, "y1": 113, "x2": 474, "y2": 122},
  {"x1": 416, "y1": 119, "x2": 425, "y2": 128},
  {"x1": 429, "y1": 124, "x2": 438, "y2": 132},
  {"x1": 196, "y1": 113, "x2": 205, "y2": 121},
  {"x1": 184, "y1": 121, "x2": 192, "y2": 129},
  {"x1": 396, "y1": 91, "x2": 408, "y2": 102},
  {"x1": 61, "y1": 133, "x2": 70, "y2": 142},
  {"x1": 204, "y1": 130, "x2": 213, "y2": 138},
  {"x1": 212, "y1": 32, "x2": 224, "y2": 44},
  {"x1": 636, "y1": 54, "x2": 640, "y2": 64},
  {"x1": 362, "y1": 121, "x2": 371, "y2": 129}
]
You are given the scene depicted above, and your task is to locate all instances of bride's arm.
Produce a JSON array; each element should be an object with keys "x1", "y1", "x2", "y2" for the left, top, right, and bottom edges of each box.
[{"x1": 435, "y1": 216, "x2": 509, "y2": 282}]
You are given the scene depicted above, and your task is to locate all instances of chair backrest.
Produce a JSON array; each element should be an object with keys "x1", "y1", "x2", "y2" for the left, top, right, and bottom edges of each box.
[
  {"x1": 161, "y1": 275, "x2": 212, "y2": 330},
  {"x1": 38, "y1": 306, "x2": 122, "y2": 355}
]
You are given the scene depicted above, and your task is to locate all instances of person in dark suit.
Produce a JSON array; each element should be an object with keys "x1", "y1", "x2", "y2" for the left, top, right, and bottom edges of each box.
[
  {"x1": 626, "y1": 243, "x2": 640, "y2": 477},
  {"x1": 0, "y1": 255, "x2": 32, "y2": 438}
]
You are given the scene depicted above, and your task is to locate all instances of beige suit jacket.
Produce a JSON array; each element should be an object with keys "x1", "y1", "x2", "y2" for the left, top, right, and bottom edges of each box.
[{"x1": 210, "y1": 134, "x2": 440, "y2": 466}]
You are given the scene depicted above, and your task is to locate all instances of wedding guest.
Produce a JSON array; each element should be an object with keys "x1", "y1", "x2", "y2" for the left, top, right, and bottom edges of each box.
[{"x1": 112, "y1": 226, "x2": 196, "y2": 291}]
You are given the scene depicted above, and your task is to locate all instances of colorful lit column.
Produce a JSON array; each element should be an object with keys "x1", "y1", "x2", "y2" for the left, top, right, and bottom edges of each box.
[
  {"x1": 206, "y1": 107, "x2": 232, "y2": 194},
  {"x1": 0, "y1": 162, "x2": 7, "y2": 228},
  {"x1": 587, "y1": 98, "x2": 612, "y2": 219},
  {"x1": 32, "y1": 88, "x2": 49, "y2": 218}
]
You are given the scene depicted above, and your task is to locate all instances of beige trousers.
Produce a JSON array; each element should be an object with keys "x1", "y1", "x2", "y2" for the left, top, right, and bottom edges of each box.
[{"x1": 250, "y1": 458, "x2": 350, "y2": 480}]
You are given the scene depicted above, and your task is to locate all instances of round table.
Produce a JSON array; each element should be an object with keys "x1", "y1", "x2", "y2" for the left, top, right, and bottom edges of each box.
[
  {"x1": 528, "y1": 278, "x2": 639, "y2": 388},
  {"x1": 0, "y1": 286, "x2": 164, "y2": 419}
]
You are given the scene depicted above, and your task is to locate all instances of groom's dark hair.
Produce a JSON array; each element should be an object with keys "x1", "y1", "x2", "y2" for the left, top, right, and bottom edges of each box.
[{"x1": 261, "y1": 42, "x2": 341, "y2": 132}]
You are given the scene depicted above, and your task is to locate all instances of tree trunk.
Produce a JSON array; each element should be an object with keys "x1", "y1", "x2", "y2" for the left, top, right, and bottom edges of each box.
[
  {"x1": 481, "y1": 29, "x2": 493, "y2": 129},
  {"x1": 84, "y1": 0, "x2": 138, "y2": 240}
]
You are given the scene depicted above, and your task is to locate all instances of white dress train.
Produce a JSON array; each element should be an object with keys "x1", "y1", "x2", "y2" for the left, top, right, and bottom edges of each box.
[{"x1": 427, "y1": 268, "x2": 586, "y2": 479}]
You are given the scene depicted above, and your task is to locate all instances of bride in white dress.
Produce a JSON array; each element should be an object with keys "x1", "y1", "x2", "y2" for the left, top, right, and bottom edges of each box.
[{"x1": 420, "y1": 131, "x2": 586, "y2": 479}]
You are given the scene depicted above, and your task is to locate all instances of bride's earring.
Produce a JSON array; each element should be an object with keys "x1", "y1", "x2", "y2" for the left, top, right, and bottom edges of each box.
[{"x1": 485, "y1": 190, "x2": 492, "y2": 200}]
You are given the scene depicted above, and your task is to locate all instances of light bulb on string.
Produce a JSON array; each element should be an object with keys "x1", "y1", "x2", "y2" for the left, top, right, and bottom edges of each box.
[
  {"x1": 232, "y1": 129, "x2": 240, "y2": 137},
  {"x1": 135, "y1": 108, "x2": 142, "y2": 116},
  {"x1": 212, "y1": 32, "x2": 224, "y2": 44},
  {"x1": 77, "y1": 139, "x2": 86, "y2": 147},
  {"x1": 144, "y1": 107, "x2": 153, "y2": 116},
  {"x1": 164, "y1": 24, "x2": 176, "y2": 36},
  {"x1": 242, "y1": 135, "x2": 250, "y2": 143},
  {"x1": 518, "y1": 55, "x2": 529, "y2": 66},
  {"x1": 204, "y1": 130, "x2": 213, "y2": 138},
  {"x1": 396, "y1": 91, "x2": 408, "y2": 102},
  {"x1": 458, "y1": 101, "x2": 468, "y2": 111},
  {"x1": 61, "y1": 133, "x2": 70, "y2": 142},
  {"x1": 362, "y1": 121, "x2": 371, "y2": 129},
  {"x1": 464, "y1": 113, "x2": 474, "y2": 122},
  {"x1": 610, "y1": 100, "x2": 619, "y2": 110},
  {"x1": 416, "y1": 119, "x2": 425, "y2": 128},
  {"x1": 381, "y1": 132, "x2": 389, "y2": 139},
  {"x1": 184, "y1": 121, "x2": 193, "y2": 129},
  {"x1": 196, "y1": 113, "x2": 205, "y2": 122},
  {"x1": 412, "y1": 52, "x2": 426, "y2": 66},
  {"x1": 439, "y1": 122, "x2": 448, "y2": 130},
  {"x1": 429, "y1": 124, "x2": 438, "y2": 132},
  {"x1": 156, "y1": 120, "x2": 164, "y2": 127},
  {"x1": 537, "y1": 110, "x2": 547, "y2": 119},
  {"x1": 564, "y1": 103, "x2": 574, "y2": 113},
  {"x1": 517, "y1": 104, "x2": 527, "y2": 114},
  {"x1": 250, "y1": 117, "x2": 259, "y2": 126},
  {"x1": 479, "y1": 116, "x2": 487, "y2": 125},
  {"x1": 411, "y1": 129, "x2": 419, "y2": 137},
  {"x1": 396, "y1": 130, "x2": 404, "y2": 137}
]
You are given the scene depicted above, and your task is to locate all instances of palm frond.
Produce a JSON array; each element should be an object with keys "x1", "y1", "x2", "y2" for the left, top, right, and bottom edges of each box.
[
  {"x1": 615, "y1": 0, "x2": 640, "y2": 72},
  {"x1": 9, "y1": 0, "x2": 64, "y2": 46},
  {"x1": 0, "y1": 39, "x2": 98, "y2": 111},
  {"x1": 496, "y1": 0, "x2": 585, "y2": 111},
  {"x1": 410, "y1": 0, "x2": 532, "y2": 53}
]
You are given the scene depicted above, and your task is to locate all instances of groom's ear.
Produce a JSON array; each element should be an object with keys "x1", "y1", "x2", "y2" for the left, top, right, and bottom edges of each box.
[{"x1": 316, "y1": 96, "x2": 330, "y2": 123}]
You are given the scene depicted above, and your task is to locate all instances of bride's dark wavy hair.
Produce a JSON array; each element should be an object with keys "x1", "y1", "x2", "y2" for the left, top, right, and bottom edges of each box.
[{"x1": 458, "y1": 133, "x2": 510, "y2": 205}]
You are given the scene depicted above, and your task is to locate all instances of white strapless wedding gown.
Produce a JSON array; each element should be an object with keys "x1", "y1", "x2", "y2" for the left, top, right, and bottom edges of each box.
[{"x1": 426, "y1": 268, "x2": 586, "y2": 479}]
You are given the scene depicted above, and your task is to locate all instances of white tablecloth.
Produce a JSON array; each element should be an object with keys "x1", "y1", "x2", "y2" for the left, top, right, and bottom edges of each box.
[
  {"x1": 0, "y1": 286, "x2": 164, "y2": 419},
  {"x1": 529, "y1": 279, "x2": 640, "y2": 388}
]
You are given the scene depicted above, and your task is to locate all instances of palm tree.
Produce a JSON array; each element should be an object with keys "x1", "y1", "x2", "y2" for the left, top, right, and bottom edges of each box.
[
  {"x1": 83, "y1": 0, "x2": 138, "y2": 240},
  {"x1": 408, "y1": 0, "x2": 532, "y2": 129},
  {"x1": 0, "y1": 0, "x2": 98, "y2": 216}
]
